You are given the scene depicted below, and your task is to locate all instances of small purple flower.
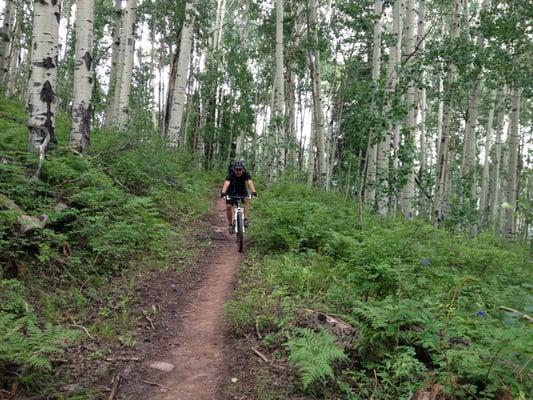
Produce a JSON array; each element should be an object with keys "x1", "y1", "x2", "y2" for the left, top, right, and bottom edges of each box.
[
  {"x1": 476, "y1": 310, "x2": 487, "y2": 317},
  {"x1": 421, "y1": 258, "x2": 431, "y2": 268}
]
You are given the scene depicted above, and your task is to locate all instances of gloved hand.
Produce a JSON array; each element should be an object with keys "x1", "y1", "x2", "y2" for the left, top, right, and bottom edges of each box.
[
  {"x1": 251, "y1": 191, "x2": 257, "y2": 198},
  {"x1": 220, "y1": 192, "x2": 226, "y2": 198}
]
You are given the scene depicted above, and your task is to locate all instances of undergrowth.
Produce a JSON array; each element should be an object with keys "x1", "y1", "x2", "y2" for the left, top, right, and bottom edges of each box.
[
  {"x1": 0, "y1": 97, "x2": 214, "y2": 396},
  {"x1": 225, "y1": 182, "x2": 533, "y2": 399}
]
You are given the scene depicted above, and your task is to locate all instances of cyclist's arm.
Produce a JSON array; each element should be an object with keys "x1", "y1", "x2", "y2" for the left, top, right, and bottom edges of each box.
[
  {"x1": 221, "y1": 180, "x2": 230, "y2": 193},
  {"x1": 246, "y1": 179, "x2": 257, "y2": 194}
]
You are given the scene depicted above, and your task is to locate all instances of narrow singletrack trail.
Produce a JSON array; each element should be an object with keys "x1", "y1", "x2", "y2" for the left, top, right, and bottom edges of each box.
[{"x1": 143, "y1": 198, "x2": 241, "y2": 400}]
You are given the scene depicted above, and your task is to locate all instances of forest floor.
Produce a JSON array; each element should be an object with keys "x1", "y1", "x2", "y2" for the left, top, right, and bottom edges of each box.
[
  {"x1": 44, "y1": 198, "x2": 268, "y2": 400},
  {"x1": 104, "y1": 198, "x2": 248, "y2": 400}
]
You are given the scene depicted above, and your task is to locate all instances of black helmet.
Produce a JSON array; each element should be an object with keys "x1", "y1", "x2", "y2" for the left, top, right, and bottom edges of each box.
[{"x1": 232, "y1": 160, "x2": 245, "y2": 170}]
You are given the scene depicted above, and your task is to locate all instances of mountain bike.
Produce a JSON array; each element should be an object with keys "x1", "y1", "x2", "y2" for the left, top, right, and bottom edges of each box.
[{"x1": 226, "y1": 194, "x2": 251, "y2": 253}]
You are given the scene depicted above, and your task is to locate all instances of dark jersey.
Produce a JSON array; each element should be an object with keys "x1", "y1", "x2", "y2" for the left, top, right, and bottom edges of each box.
[{"x1": 225, "y1": 170, "x2": 252, "y2": 195}]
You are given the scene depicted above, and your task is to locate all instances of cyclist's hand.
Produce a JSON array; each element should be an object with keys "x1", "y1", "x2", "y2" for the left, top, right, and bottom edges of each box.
[
  {"x1": 220, "y1": 192, "x2": 226, "y2": 198},
  {"x1": 251, "y1": 192, "x2": 257, "y2": 198}
]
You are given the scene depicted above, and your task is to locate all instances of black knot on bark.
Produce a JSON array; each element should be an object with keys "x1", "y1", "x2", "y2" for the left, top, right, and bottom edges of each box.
[
  {"x1": 41, "y1": 57, "x2": 55, "y2": 69},
  {"x1": 40, "y1": 81, "x2": 56, "y2": 104},
  {"x1": 82, "y1": 51, "x2": 93, "y2": 71}
]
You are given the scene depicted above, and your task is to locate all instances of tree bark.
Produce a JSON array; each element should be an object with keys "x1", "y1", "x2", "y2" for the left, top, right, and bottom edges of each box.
[
  {"x1": 417, "y1": 0, "x2": 427, "y2": 217},
  {"x1": 400, "y1": 0, "x2": 416, "y2": 219},
  {"x1": 5, "y1": 1, "x2": 20, "y2": 95},
  {"x1": 115, "y1": 0, "x2": 137, "y2": 127},
  {"x1": 27, "y1": 0, "x2": 60, "y2": 150},
  {"x1": 274, "y1": 0, "x2": 285, "y2": 167},
  {"x1": 502, "y1": 88, "x2": 521, "y2": 239},
  {"x1": 168, "y1": 1, "x2": 194, "y2": 147},
  {"x1": 461, "y1": 0, "x2": 490, "y2": 221},
  {"x1": 365, "y1": 0, "x2": 382, "y2": 208},
  {"x1": 479, "y1": 90, "x2": 496, "y2": 220},
  {"x1": 70, "y1": 0, "x2": 94, "y2": 150},
  {"x1": 105, "y1": 0, "x2": 122, "y2": 126},
  {"x1": 489, "y1": 87, "x2": 507, "y2": 224},
  {"x1": 433, "y1": 0, "x2": 461, "y2": 227},
  {"x1": 376, "y1": 0, "x2": 403, "y2": 216},
  {"x1": 0, "y1": 0, "x2": 15, "y2": 85},
  {"x1": 308, "y1": 0, "x2": 326, "y2": 186}
]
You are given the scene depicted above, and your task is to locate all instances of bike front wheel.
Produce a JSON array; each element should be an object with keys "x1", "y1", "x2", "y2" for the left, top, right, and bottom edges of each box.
[{"x1": 236, "y1": 212, "x2": 244, "y2": 253}]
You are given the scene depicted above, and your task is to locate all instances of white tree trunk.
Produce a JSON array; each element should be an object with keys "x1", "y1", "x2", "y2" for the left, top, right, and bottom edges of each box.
[
  {"x1": 417, "y1": 0, "x2": 427, "y2": 216},
  {"x1": 309, "y1": 0, "x2": 326, "y2": 186},
  {"x1": 479, "y1": 91, "x2": 496, "y2": 218},
  {"x1": 503, "y1": 88, "x2": 521, "y2": 239},
  {"x1": 115, "y1": 0, "x2": 137, "y2": 127},
  {"x1": 489, "y1": 87, "x2": 507, "y2": 224},
  {"x1": 400, "y1": 0, "x2": 416, "y2": 219},
  {"x1": 70, "y1": 0, "x2": 94, "y2": 150},
  {"x1": 5, "y1": 3, "x2": 20, "y2": 95},
  {"x1": 105, "y1": 0, "x2": 122, "y2": 126},
  {"x1": 27, "y1": 0, "x2": 60, "y2": 150},
  {"x1": 0, "y1": 0, "x2": 15, "y2": 85},
  {"x1": 461, "y1": 0, "x2": 490, "y2": 209},
  {"x1": 435, "y1": 75, "x2": 444, "y2": 167},
  {"x1": 498, "y1": 134, "x2": 510, "y2": 231},
  {"x1": 365, "y1": 0, "x2": 382, "y2": 207},
  {"x1": 168, "y1": 1, "x2": 195, "y2": 147},
  {"x1": 212, "y1": 0, "x2": 226, "y2": 49},
  {"x1": 376, "y1": 0, "x2": 403, "y2": 216},
  {"x1": 433, "y1": 0, "x2": 461, "y2": 226},
  {"x1": 274, "y1": 0, "x2": 285, "y2": 171},
  {"x1": 307, "y1": 103, "x2": 316, "y2": 187}
]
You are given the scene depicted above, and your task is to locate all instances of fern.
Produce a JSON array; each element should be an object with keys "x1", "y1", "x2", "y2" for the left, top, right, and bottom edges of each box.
[
  {"x1": 286, "y1": 328, "x2": 347, "y2": 389},
  {"x1": 0, "y1": 313, "x2": 77, "y2": 371}
]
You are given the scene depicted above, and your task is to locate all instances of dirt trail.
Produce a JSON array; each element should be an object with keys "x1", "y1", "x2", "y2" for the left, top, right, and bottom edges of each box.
[{"x1": 142, "y1": 198, "x2": 240, "y2": 400}]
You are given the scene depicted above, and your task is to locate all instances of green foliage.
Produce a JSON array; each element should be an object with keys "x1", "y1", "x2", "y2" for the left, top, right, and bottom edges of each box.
[
  {"x1": 0, "y1": 281, "x2": 77, "y2": 372},
  {"x1": 287, "y1": 328, "x2": 348, "y2": 390},
  {"x1": 0, "y1": 97, "x2": 213, "y2": 393},
  {"x1": 229, "y1": 182, "x2": 532, "y2": 398}
]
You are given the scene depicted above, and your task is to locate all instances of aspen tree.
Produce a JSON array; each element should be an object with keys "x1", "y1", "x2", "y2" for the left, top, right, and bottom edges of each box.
[
  {"x1": 0, "y1": 0, "x2": 15, "y2": 85},
  {"x1": 433, "y1": 0, "x2": 461, "y2": 226},
  {"x1": 376, "y1": 0, "x2": 403, "y2": 215},
  {"x1": 400, "y1": 0, "x2": 416, "y2": 219},
  {"x1": 308, "y1": 0, "x2": 326, "y2": 186},
  {"x1": 5, "y1": 2, "x2": 20, "y2": 95},
  {"x1": 479, "y1": 91, "x2": 496, "y2": 219},
  {"x1": 105, "y1": 0, "x2": 122, "y2": 126},
  {"x1": 461, "y1": 0, "x2": 491, "y2": 216},
  {"x1": 489, "y1": 87, "x2": 507, "y2": 224},
  {"x1": 417, "y1": 0, "x2": 427, "y2": 217},
  {"x1": 70, "y1": 0, "x2": 94, "y2": 150},
  {"x1": 365, "y1": 0, "x2": 382, "y2": 208},
  {"x1": 27, "y1": 0, "x2": 60, "y2": 150},
  {"x1": 503, "y1": 88, "x2": 521, "y2": 238},
  {"x1": 115, "y1": 0, "x2": 137, "y2": 127},
  {"x1": 168, "y1": 1, "x2": 195, "y2": 147},
  {"x1": 274, "y1": 0, "x2": 285, "y2": 171}
]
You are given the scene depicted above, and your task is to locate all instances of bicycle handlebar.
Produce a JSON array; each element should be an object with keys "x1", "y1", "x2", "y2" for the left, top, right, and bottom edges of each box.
[{"x1": 226, "y1": 194, "x2": 252, "y2": 201}]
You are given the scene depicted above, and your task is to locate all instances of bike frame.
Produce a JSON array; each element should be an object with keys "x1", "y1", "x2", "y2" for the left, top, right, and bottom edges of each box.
[
  {"x1": 226, "y1": 195, "x2": 251, "y2": 252},
  {"x1": 226, "y1": 195, "x2": 250, "y2": 229}
]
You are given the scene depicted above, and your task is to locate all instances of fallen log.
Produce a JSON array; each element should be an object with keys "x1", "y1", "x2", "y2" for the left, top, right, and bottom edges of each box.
[
  {"x1": 0, "y1": 194, "x2": 49, "y2": 234},
  {"x1": 303, "y1": 308, "x2": 356, "y2": 337}
]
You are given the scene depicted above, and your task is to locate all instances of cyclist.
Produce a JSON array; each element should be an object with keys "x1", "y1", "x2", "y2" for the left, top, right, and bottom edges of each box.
[{"x1": 220, "y1": 160, "x2": 257, "y2": 234}]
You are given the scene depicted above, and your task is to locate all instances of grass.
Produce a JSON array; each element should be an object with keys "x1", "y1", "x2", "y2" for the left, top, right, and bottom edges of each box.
[
  {"x1": 0, "y1": 96, "x2": 216, "y2": 396},
  {"x1": 225, "y1": 182, "x2": 533, "y2": 399}
]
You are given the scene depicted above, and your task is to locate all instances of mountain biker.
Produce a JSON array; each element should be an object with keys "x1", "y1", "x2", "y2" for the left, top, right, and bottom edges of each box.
[{"x1": 220, "y1": 160, "x2": 257, "y2": 234}]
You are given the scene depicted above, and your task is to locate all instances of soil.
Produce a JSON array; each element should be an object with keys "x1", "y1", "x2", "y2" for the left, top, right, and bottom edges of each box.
[
  {"x1": 39, "y1": 198, "x2": 257, "y2": 400},
  {"x1": 116, "y1": 198, "x2": 244, "y2": 400},
  {"x1": 8, "y1": 197, "x2": 293, "y2": 400}
]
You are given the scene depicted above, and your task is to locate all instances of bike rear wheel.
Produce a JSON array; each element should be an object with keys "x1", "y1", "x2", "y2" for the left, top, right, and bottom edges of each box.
[{"x1": 236, "y1": 212, "x2": 244, "y2": 253}]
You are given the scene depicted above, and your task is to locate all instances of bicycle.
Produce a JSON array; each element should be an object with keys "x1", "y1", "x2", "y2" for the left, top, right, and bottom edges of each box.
[{"x1": 226, "y1": 194, "x2": 251, "y2": 253}]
